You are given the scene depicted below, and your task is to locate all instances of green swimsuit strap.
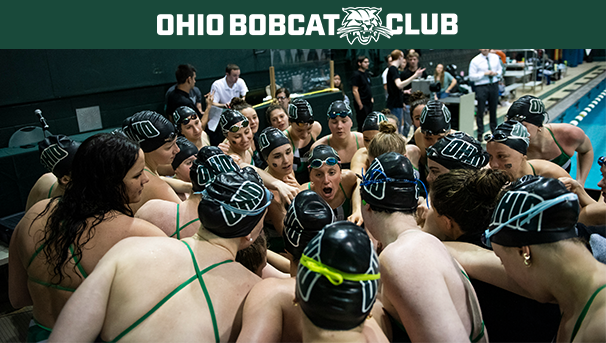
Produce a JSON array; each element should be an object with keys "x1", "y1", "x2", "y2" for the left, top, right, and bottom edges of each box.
[
  {"x1": 338, "y1": 183, "x2": 350, "y2": 201},
  {"x1": 546, "y1": 127, "x2": 571, "y2": 158},
  {"x1": 109, "y1": 242, "x2": 232, "y2": 343},
  {"x1": 285, "y1": 129, "x2": 296, "y2": 150},
  {"x1": 69, "y1": 244, "x2": 88, "y2": 278},
  {"x1": 48, "y1": 183, "x2": 55, "y2": 198},
  {"x1": 172, "y1": 203, "x2": 200, "y2": 239},
  {"x1": 354, "y1": 133, "x2": 359, "y2": 149},
  {"x1": 570, "y1": 284, "x2": 606, "y2": 342},
  {"x1": 27, "y1": 243, "x2": 85, "y2": 292},
  {"x1": 528, "y1": 162, "x2": 536, "y2": 176}
]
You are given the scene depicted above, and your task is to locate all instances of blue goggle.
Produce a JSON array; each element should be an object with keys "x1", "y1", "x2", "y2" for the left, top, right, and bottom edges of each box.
[
  {"x1": 598, "y1": 156, "x2": 605, "y2": 167},
  {"x1": 360, "y1": 168, "x2": 430, "y2": 209},
  {"x1": 481, "y1": 192, "x2": 578, "y2": 248},
  {"x1": 309, "y1": 157, "x2": 339, "y2": 169},
  {"x1": 327, "y1": 111, "x2": 350, "y2": 119}
]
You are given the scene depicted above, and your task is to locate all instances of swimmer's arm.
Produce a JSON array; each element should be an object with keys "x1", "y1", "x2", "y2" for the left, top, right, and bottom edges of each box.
[
  {"x1": 575, "y1": 133, "x2": 593, "y2": 187},
  {"x1": 380, "y1": 247, "x2": 468, "y2": 342},
  {"x1": 444, "y1": 242, "x2": 532, "y2": 298},
  {"x1": 310, "y1": 135, "x2": 328, "y2": 151},
  {"x1": 8, "y1": 225, "x2": 32, "y2": 308},
  {"x1": 579, "y1": 202, "x2": 606, "y2": 227},
  {"x1": 251, "y1": 166, "x2": 297, "y2": 205},
  {"x1": 343, "y1": 170, "x2": 363, "y2": 226},
  {"x1": 49, "y1": 247, "x2": 118, "y2": 343},
  {"x1": 559, "y1": 177, "x2": 595, "y2": 207},
  {"x1": 311, "y1": 121, "x2": 322, "y2": 139},
  {"x1": 156, "y1": 164, "x2": 175, "y2": 177},
  {"x1": 579, "y1": 310, "x2": 606, "y2": 343},
  {"x1": 267, "y1": 194, "x2": 286, "y2": 236},
  {"x1": 236, "y1": 281, "x2": 285, "y2": 343},
  {"x1": 261, "y1": 263, "x2": 290, "y2": 279},
  {"x1": 25, "y1": 173, "x2": 56, "y2": 212},
  {"x1": 160, "y1": 176, "x2": 193, "y2": 195},
  {"x1": 266, "y1": 250, "x2": 290, "y2": 275}
]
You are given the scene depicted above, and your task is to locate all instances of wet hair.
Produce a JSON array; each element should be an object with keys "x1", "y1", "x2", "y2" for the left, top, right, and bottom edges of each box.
[
  {"x1": 431, "y1": 169, "x2": 510, "y2": 236},
  {"x1": 36, "y1": 133, "x2": 141, "y2": 283},
  {"x1": 230, "y1": 97, "x2": 253, "y2": 112},
  {"x1": 236, "y1": 231, "x2": 267, "y2": 276},
  {"x1": 409, "y1": 91, "x2": 429, "y2": 121},
  {"x1": 275, "y1": 87, "x2": 290, "y2": 98},
  {"x1": 265, "y1": 100, "x2": 285, "y2": 124},
  {"x1": 226, "y1": 63, "x2": 240, "y2": 74},
  {"x1": 368, "y1": 122, "x2": 407, "y2": 159},
  {"x1": 175, "y1": 64, "x2": 196, "y2": 84}
]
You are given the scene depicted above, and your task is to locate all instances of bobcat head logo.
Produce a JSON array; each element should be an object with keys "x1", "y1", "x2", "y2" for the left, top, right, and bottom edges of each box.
[{"x1": 337, "y1": 7, "x2": 392, "y2": 45}]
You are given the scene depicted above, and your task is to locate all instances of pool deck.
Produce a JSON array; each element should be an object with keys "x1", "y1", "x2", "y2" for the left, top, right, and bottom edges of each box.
[{"x1": 477, "y1": 60, "x2": 606, "y2": 134}]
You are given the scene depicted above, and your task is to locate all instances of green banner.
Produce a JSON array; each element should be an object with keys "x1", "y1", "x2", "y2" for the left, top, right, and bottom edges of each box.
[{"x1": 1, "y1": 0, "x2": 602, "y2": 48}]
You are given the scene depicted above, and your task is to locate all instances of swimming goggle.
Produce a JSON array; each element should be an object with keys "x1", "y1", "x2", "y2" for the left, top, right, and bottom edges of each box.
[
  {"x1": 180, "y1": 114, "x2": 198, "y2": 126},
  {"x1": 360, "y1": 168, "x2": 430, "y2": 209},
  {"x1": 295, "y1": 121, "x2": 313, "y2": 127},
  {"x1": 421, "y1": 128, "x2": 447, "y2": 136},
  {"x1": 327, "y1": 111, "x2": 350, "y2": 119},
  {"x1": 598, "y1": 156, "x2": 605, "y2": 167},
  {"x1": 309, "y1": 157, "x2": 339, "y2": 169},
  {"x1": 481, "y1": 192, "x2": 578, "y2": 248},
  {"x1": 484, "y1": 130, "x2": 527, "y2": 143},
  {"x1": 229, "y1": 120, "x2": 249, "y2": 133},
  {"x1": 507, "y1": 114, "x2": 526, "y2": 122}
]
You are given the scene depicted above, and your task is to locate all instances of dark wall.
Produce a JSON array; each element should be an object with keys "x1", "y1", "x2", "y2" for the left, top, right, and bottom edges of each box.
[{"x1": 0, "y1": 49, "x2": 272, "y2": 147}]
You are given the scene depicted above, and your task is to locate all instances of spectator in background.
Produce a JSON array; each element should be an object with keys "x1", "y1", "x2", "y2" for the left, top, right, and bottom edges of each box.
[
  {"x1": 165, "y1": 64, "x2": 203, "y2": 115},
  {"x1": 351, "y1": 55, "x2": 374, "y2": 129},
  {"x1": 275, "y1": 87, "x2": 291, "y2": 113},
  {"x1": 165, "y1": 64, "x2": 201, "y2": 121},
  {"x1": 469, "y1": 49, "x2": 502, "y2": 141},
  {"x1": 433, "y1": 64, "x2": 457, "y2": 100},
  {"x1": 382, "y1": 54, "x2": 393, "y2": 98},
  {"x1": 333, "y1": 74, "x2": 350, "y2": 106},
  {"x1": 386, "y1": 50, "x2": 425, "y2": 136},
  {"x1": 401, "y1": 51, "x2": 428, "y2": 106}
]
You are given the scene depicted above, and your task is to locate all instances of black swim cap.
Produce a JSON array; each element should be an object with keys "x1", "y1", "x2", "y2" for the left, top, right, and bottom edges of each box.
[
  {"x1": 486, "y1": 120, "x2": 530, "y2": 155},
  {"x1": 198, "y1": 168, "x2": 272, "y2": 238},
  {"x1": 307, "y1": 145, "x2": 340, "y2": 170},
  {"x1": 171, "y1": 136, "x2": 198, "y2": 170},
  {"x1": 219, "y1": 109, "x2": 249, "y2": 136},
  {"x1": 506, "y1": 95, "x2": 546, "y2": 127},
  {"x1": 190, "y1": 146, "x2": 240, "y2": 193},
  {"x1": 258, "y1": 127, "x2": 290, "y2": 161},
  {"x1": 360, "y1": 152, "x2": 419, "y2": 212},
  {"x1": 173, "y1": 106, "x2": 198, "y2": 133},
  {"x1": 288, "y1": 98, "x2": 314, "y2": 124},
  {"x1": 420, "y1": 100, "x2": 451, "y2": 135},
  {"x1": 283, "y1": 190, "x2": 335, "y2": 260},
  {"x1": 426, "y1": 131, "x2": 489, "y2": 171},
  {"x1": 361, "y1": 111, "x2": 388, "y2": 132},
  {"x1": 484, "y1": 176, "x2": 579, "y2": 248},
  {"x1": 326, "y1": 100, "x2": 353, "y2": 119},
  {"x1": 38, "y1": 135, "x2": 81, "y2": 178},
  {"x1": 122, "y1": 110, "x2": 176, "y2": 153},
  {"x1": 296, "y1": 221, "x2": 380, "y2": 331}
]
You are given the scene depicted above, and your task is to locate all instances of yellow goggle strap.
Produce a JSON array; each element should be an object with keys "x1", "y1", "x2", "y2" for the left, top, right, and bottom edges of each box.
[{"x1": 299, "y1": 254, "x2": 380, "y2": 286}]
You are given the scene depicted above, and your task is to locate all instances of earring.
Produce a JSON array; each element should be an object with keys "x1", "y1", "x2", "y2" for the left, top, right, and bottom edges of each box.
[
  {"x1": 292, "y1": 299, "x2": 298, "y2": 307},
  {"x1": 249, "y1": 237, "x2": 253, "y2": 242},
  {"x1": 523, "y1": 253, "x2": 531, "y2": 267}
]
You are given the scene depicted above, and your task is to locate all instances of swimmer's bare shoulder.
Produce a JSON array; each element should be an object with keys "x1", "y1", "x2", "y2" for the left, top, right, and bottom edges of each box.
[
  {"x1": 134, "y1": 199, "x2": 177, "y2": 236},
  {"x1": 25, "y1": 173, "x2": 57, "y2": 211}
]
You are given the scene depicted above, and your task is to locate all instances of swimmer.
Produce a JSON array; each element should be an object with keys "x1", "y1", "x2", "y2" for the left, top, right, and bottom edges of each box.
[
  {"x1": 295, "y1": 221, "x2": 387, "y2": 343},
  {"x1": 49, "y1": 169, "x2": 272, "y2": 342},
  {"x1": 136, "y1": 146, "x2": 240, "y2": 238},
  {"x1": 173, "y1": 105, "x2": 210, "y2": 149},
  {"x1": 454, "y1": 176, "x2": 606, "y2": 343},
  {"x1": 506, "y1": 95, "x2": 594, "y2": 186},
  {"x1": 412, "y1": 100, "x2": 456, "y2": 166},
  {"x1": 266, "y1": 100, "x2": 289, "y2": 131},
  {"x1": 486, "y1": 120, "x2": 570, "y2": 181},
  {"x1": 312, "y1": 100, "x2": 363, "y2": 170},
  {"x1": 26, "y1": 135, "x2": 81, "y2": 211},
  {"x1": 284, "y1": 98, "x2": 322, "y2": 184},
  {"x1": 122, "y1": 110, "x2": 181, "y2": 213},
  {"x1": 258, "y1": 127, "x2": 298, "y2": 241},
  {"x1": 300, "y1": 145, "x2": 358, "y2": 222},
  {"x1": 559, "y1": 156, "x2": 606, "y2": 226},
  {"x1": 360, "y1": 152, "x2": 487, "y2": 342},
  {"x1": 407, "y1": 91, "x2": 429, "y2": 145},
  {"x1": 166, "y1": 136, "x2": 199, "y2": 200},
  {"x1": 221, "y1": 109, "x2": 255, "y2": 166},
  {"x1": 425, "y1": 131, "x2": 489, "y2": 184},
  {"x1": 9, "y1": 133, "x2": 166, "y2": 342},
  {"x1": 237, "y1": 190, "x2": 335, "y2": 342}
]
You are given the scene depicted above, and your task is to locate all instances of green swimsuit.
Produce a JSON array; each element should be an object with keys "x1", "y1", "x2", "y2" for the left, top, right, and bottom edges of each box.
[
  {"x1": 569, "y1": 284, "x2": 606, "y2": 342},
  {"x1": 326, "y1": 134, "x2": 359, "y2": 170},
  {"x1": 546, "y1": 127, "x2": 572, "y2": 171},
  {"x1": 171, "y1": 203, "x2": 200, "y2": 239},
  {"x1": 308, "y1": 182, "x2": 351, "y2": 220},
  {"x1": 107, "y1": 241, "x2": 233, "y2": 343}
]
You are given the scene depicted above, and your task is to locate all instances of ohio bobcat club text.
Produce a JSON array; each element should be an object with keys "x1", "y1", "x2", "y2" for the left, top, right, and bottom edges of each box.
[{"x1": 156, "y1": 13, "x2": 458, "y2": 36}]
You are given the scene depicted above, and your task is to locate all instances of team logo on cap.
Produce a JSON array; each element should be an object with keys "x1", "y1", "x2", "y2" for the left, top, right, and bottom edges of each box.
[
  {"x1": 510, "y1": 122, "x2": 530, "y2": 144},
  {"x1": 420, "y1": 103, "x2": 451, "y2": 124},
  {"x1": 529, "y1": 98, "x2": 545, "y2": 114},
  {"x1": 196, "y1": 154, "x2": 239, "y2": 188},
  {"x1": 363, "y1": 159, "x2": 387, "y2": 200},
  {"x1": 258, "y1": 131, "x2": 271, "y2": 152},
  {"x1": 440, "y1": 139, "x2": 486, "y2": 168},
  {"x1": 222, "y1": 181, "x2": 266, "y2": 227},
  {"x1": 361, "y1": 247, "x2": 380, "y2": 312},
  {"x1": 284, "y1": 198, "x2": 305, "y2": 247},
  {"x1": 337, "y1": 7, "x2": 392, "y2": 45},
  {"x1": 40, "y1": 144, "x2": 68, "y2": 172},
  {"x1": 492, "y1": 190, "x2": 544, "y2": 231},
  {"x1": 123, "y1": 120, "x2": 161, "y2": 142},
  {"x1": 297, "y1": 231, "x2": 326, "y2": 302}
]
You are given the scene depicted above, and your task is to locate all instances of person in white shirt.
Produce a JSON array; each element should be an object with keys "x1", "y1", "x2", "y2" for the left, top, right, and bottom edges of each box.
[
  {"x1": 211, "y1": 63, "x2": 249, "y2": 108},
  {"x1": 469, "y1": 49, "x2": 502, "y2": 141},
  {"x1": 382, "y1": 54, "x2": 393, "y2": 99}
]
